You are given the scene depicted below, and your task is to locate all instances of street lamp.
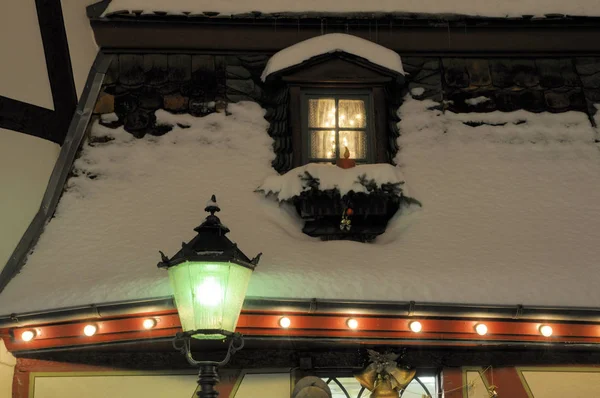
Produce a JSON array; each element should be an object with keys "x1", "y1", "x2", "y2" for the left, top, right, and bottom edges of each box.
[{"x1": 158, "y1": 195, "x2": 261, "y2": 398}]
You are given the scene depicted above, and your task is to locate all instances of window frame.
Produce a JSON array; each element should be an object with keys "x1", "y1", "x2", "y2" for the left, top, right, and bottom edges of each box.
[
  {"x1": 300, "y1": 89, "x2": 375, "y2": 165},
  {"x1": 288, "y1": 83, "x2": 391, "y2": 170}
]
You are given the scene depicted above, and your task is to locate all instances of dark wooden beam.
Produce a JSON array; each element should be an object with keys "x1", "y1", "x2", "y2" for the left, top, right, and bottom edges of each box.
[
  {"x1": 0, "y1": 96, "x2": 57, "y2": 142},
  {"x1": 91, "y1": 18, "x2": 600, "y2": 54},
  {"x1": 18, "y1": 345, "x2": 600, "y2": 370},
  {"x1": 35, "y1": 0, "x2": 78, "y2": 141},
  {"x1": 0, "y1": 0, "x2": 78, "y2": 143}
]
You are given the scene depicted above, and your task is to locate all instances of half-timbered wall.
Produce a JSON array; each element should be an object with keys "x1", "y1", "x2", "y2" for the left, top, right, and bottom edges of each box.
[{"x1": 0, "y1": 0, "x2": 97, "y2": 274}]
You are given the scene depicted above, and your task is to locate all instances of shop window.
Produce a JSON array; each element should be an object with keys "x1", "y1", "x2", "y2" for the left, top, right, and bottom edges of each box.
[{"x1": 322, "y1": 375, "x2": 437, "y2": 398}]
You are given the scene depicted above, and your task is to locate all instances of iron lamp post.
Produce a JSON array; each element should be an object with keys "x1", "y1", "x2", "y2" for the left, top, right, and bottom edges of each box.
[{"x1": 158, "y1": 195, "x2": 261, "y2": 398}]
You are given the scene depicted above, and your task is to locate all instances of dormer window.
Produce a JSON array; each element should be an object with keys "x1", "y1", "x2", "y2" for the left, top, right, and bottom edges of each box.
[
  {"x1": 303, "y1": 91, "x2": 373, "y2": 163},
  {"x1": 258, "y1": 34, "x2": 413, "y2": 241},
  {"x1": 262, "y1": 33, "x2": 405, "y2": 174}
]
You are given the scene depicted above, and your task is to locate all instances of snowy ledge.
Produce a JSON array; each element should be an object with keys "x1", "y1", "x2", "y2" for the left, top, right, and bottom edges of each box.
[
  {"x1": 257, "y1": 163, "x2": 408, "y2": 201},
  {"x1": 261, "y1": 33, "x2": 404, "y2": 81},
  {"x1": 103, "y1": 0, "x2": 600, "y2": 19}
]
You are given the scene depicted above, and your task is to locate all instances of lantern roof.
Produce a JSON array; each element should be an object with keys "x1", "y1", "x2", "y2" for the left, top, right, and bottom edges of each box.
[{"x1": 157, "y1": 195, "x2": 261, "y2": 270}]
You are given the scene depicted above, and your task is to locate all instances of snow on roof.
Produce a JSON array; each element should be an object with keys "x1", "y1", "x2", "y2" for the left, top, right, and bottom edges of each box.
[
  {"x1": 261, "y1": 34, "x2": 404, "y2": 81},
  {"x1": 1, "y1": 99, "x2": 600, "y2": 315},
  {"x1": 103, "y1": 0, "x2": 600, "y2": 18}
]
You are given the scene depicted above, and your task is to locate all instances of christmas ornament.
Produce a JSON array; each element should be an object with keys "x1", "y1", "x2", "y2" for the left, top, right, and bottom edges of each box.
[
  {"x1": 354, "y1": 350, "x2": 416, "y2": 398},
  {"x1": 340, "y1": 207, "x2": 353, "y2": 231}
]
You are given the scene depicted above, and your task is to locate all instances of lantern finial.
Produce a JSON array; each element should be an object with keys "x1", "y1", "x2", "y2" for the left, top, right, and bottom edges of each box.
[
  {"x1": 204, "y1": 194, "x2": 220, "y2": 215},
  {"x1": 196, "y1": 194, "x2": 228, "y2": 234}
]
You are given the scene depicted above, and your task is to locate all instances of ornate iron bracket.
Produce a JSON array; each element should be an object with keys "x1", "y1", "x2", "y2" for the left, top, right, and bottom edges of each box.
[
  {"x1": 172, "y1": 330, "x2": 245, "y2": 398},
  {"x1": 173, "y1": 329, "x2": 245, "y2": 367}
]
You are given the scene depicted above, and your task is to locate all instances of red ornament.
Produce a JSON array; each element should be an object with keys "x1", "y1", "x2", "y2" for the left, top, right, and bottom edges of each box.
[{"x1": 346, "y1": 208, "x2": 354, "y2": 216}]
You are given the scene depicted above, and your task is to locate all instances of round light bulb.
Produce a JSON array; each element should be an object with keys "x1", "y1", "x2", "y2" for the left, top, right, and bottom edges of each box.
[
  {"x1": 475, "y1": 323, "x2": 488, "y2": 336},
  {"x1": 347, "y1": 318, "x2": 359, "y2": 330},
  {"x1": 540, "y1": 325, "x2": 553, "y2": 337},
  {"x1": 21, "y1": 330, "x2": 36, "y2": 342},
  {"x1": 143, "y1": 318, "x2": 157, "y2": 330},
  {"x1": 409, "y1": 321, "x2": 422, "y2": 333},
  {"x1": 279, "y1": 317, "x2": 291, "y2": 328},
  {"x1": 355, "y1": 114, "x2": 362, "y2": 120},
  {"x1": 83, "y1": 324, "x2": 98, "y2": 337},
  {"x1": 195, "y1": 277, "x2": 223, "y2": 307}
]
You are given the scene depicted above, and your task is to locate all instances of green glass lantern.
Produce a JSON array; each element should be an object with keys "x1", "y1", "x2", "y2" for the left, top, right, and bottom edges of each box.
[{"x1": 158, "y1": 195, "x2": 261, "y2": 340}]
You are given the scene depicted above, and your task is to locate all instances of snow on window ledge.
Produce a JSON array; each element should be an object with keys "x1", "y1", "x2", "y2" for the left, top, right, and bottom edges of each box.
[
  {"x1": 256, "y1": 163, "x2": 409, "y2": 201},
  {"x1": 261, "y1": 33, "x2": 404, "y2": 81}
]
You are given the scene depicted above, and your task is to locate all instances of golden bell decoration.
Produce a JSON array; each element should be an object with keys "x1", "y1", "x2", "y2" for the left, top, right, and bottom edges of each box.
[
  {"x1": 386, "y1": 366, "x2": 417, "y2": 390},
  {"x1": 370, "y1": 376, "x2": 398, "y2": 398},
  {"x1": 354, "y1": 350, "x2": 416, "y2": 398},
  {"x1": 355, "y1": 364, "x2": 379, "y2": 391}
]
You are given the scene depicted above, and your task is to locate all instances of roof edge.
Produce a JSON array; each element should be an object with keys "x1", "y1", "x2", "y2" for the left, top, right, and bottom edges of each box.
[{"x1": 3, "y1": 296, "x2": 600, "y2": 328}]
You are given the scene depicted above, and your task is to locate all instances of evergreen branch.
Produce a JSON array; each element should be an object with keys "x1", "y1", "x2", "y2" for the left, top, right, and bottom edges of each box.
[{"x1": 299, "y1": 171, "x2": 320, "y2": 190}]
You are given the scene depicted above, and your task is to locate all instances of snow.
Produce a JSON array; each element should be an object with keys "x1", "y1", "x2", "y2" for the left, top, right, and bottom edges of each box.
[
  {"x1": 261, "y1": 34, "x2": 404, "y2": 81},
  {"x1": 100, "y1": 112, "x2": 119, "y2": 123},
  {"x1": 2, "y1": 99, "x2": 600, "y2": 315},
  {"x1": 103, "y1": 0, "x2": 600, "y2": 18},
  {"x1": 465, "y1": 96, "x2": 491, "y2": 106},
  {"x1": 257, "y1": 163, "x2": 407, "y2": 201},
  {"x1": 410, "y1": 87, "x2": 425, "y2": 97}
]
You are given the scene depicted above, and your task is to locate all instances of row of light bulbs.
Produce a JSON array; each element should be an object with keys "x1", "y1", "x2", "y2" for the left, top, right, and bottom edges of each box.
[
  {"x1": 18, "y1": 317, "x2": 556, "y2": 342},
  {"x1": 19, "y1": 318, "x2": 158, "y2": 342},
  {"x1": 277, "y1": 317, "x2": 555, "y2": 337}
]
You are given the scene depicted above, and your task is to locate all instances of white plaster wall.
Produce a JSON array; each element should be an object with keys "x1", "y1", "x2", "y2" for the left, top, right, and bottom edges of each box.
[
  {"x1": 0, "y1": 0, "x2": 98, "y2": 107},
  {"x1": 61, "y1": 0, "x2": 99, "y2": 98},
  {"x1": 521, "y1": 369, "x2": 600, "y2": 397},
  {"x1": 33, "y1": 374, "x2": 198, "y2": 398},
  {"x1": 0, "y1": 339, "x2": 16, "y2": 398},
  {"x1": 0, "y1": 0, "x2": 53, "y2": 109},
  {"x1": 233, "y1": 373, "x2": 291, "y2": 398},
  {"x1": 0, "y1": 129, "x2": 60, "y2": 269}
]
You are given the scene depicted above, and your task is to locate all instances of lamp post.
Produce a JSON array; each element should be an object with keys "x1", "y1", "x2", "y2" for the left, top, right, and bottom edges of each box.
[{"x1": 158, "y1": 195, "x2": 261, "y2": 398}]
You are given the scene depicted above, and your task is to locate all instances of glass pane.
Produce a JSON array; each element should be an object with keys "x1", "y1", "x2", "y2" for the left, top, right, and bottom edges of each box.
[
  {"x1": 309, "y1": 98, "x2": 336, "y2": 128},
  {"x1": 310, "y1": 130, "x2": 337, "y2": 159},
  {"x1": 324, "y1": 377, "x2": 364, "y2": 398},
  {"x1": 402, "y1": 377, "x2": 436, "y2": 397},
  {"x1": 339, "y1": 130, "x2": 367, "y2": 159},
  {"x1": 168, "y1": 261, "x2": 252, "y2": 340},
  {"x1": 339, "y1": 99, "x2": 366, "y2": 128}
]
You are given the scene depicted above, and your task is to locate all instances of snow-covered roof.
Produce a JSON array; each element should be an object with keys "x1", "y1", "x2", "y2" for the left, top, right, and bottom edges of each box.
[
  {"x1": 1, "y1": 94, "x2": 600, "y2": 315},
  {"x1": 102, "y1": 0, "x2": 600, "y2": 18},
  {"x1": 261, "y1": 34, "x2": 405, "y2": 81}
]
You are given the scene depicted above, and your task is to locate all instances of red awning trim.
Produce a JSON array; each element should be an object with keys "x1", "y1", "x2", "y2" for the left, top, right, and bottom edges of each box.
[{"x1": 4, "y1": 309, "x2": 600, "y2": 353}]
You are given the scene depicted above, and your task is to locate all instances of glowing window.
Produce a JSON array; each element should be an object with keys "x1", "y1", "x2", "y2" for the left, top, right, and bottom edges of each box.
[{"x1": 303, "y1": 92, "x2": 372, "y2": 163}]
